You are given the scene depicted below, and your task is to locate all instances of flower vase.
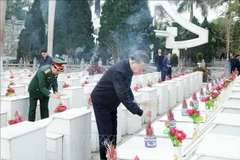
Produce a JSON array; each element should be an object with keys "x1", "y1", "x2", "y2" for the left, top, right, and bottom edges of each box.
[
  {"x1": 144, "y1": 136, "x2": 157, "y2": 148},
  {"x1": 205, "y1": 108, "x2": 210, "y2": 122},
  {"x1": 8, "y1": 92, "x2": 15, "y2": 97},
  {"x1": 213, "y1": 101, "x2": 218, "y2": 111},
  {"x1": 170, "y1": 120, "x2": 176, "y2": 128},
  {"x1": 199, "y1": 95, "x2": 204, "y2": 101},
  {"x1": 193, "y1": 100, "x2": 199, "y2": 107},
  {"x1": 193, "y1": 123, "x2": 200, "y2": 139},
  {"x1": 173, "y1": 146, "x2": 183, "y2": 160},
  {"x1": 181, "y1": 108, "x2": 188, "y2": 116}
]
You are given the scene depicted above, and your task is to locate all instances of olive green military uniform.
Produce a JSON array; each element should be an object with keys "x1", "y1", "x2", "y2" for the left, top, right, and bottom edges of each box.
[{"x1": 28, "y1": 65, "x2": 59, "y2": 121}]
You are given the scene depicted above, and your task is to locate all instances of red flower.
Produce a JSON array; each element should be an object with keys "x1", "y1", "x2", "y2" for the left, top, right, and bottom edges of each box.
[
  {"x1": 67, "y1": 75, "x2": 70, "y2": 78},
  {"x1": 133, "y1": 85, "x2": 138, "y2": 91},
  {"x1": 187, "y1": 109, "x2": 194, "y2": 115},
  {"x1": 10, "y1": 75, "x2": 14, "y2": 79},
  {"x1": 28, "y1": 74, "x2": 31, "y2": 77},
  {"x1": 158, "y1": 78, "x2": 162, "y2": 83},
  {"x1": 9, "y1": 88, "x2": 15, "y2": 93},
  {"x1": 194, "y1": 110, "x2": 200, "y2": 115},
  {"x1": 170, "y1": 127, "x2": 176, "y2": 134},
  {"x1": 211, "y1": 92, "x2": 219, "y2": 98},
  {"x1": 175, "y1": 130, "x2": 187, "y2": 141},
  {"x1": 201, "y1": 97, "x2": 209, "y2": 102}
]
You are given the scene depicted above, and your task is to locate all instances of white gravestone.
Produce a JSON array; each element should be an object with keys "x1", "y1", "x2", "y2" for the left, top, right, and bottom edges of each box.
[
  {"x1": 1, "y1": 96, "x2": 29, "y2": 122},
  {"x1": 164, "y1": 81, "x2": 177, "y2": 108},
  {"x1": 181, "y1": 75, "x2": 191, "y2": 98},
  {"x1": 47, "y1": 107, "x2": 92, "y2": 160},
  {"x1": 0, "y1": 111, "x2": 7, "y2": 128},
  {"x1": 61, "y1": 86, "x2": 84, "y2": 109},
  {"x1": 46, "y1": 132, "x2": 63, "y2": 160},
  {"x1": 117, "y1": 136, "x2": 191, "y2": 160},
  {"x1": 152, "y1": 83, "x2": 168, "y2": 114},
  {"x1": 138, "y1": 75, "x2": 148, "y2": 88},
  {"x1": 172, "y1": 77, "x2": 184, "y2": 103},
  {"x1": 1, "y1": 121, "x2": 46, "y2": 160},
  {"x1": 138, "y1": 87, "x2": 158, "y2": 123}
]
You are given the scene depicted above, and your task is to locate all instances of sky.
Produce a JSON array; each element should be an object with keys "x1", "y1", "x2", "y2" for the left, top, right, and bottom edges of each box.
[{"x1": 148, "y1": 1, "x2": 227, "y2": 23}]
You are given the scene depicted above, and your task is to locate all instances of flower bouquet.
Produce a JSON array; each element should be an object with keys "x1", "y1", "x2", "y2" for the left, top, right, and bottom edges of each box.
[
  {"x1": 172, "y1": 75, "x2": 178, "y2": 79},
  {"x1": 82, "y1": 78, "x2": 89, "y2": 87},
  {"x1": 181, "y1": 99, "x2": 188, "y2": 116},
  {"x1": 134, "y1": 156, "x2": 140, "y2": 160},
  {"x1": 10, "y1": 75, "x2": 14, "y2": 79},
  {"x1": 163, "y1": 122, "x2": 187, "y2": 160},
  {"x1": 211, "y1": 92, "x2": 219, "y2": 101},
  {"x1": 144, "y1": 120, "x2": 157, "y2": 148},
  {"x1": 8, "y1": 110, "x2": 23, "y2": 125},
  {"x1": 67, "y1": 75, "x2": 71, "y2": 79},
  {"x1": 201, "y1": 97, "x2": 214, "y2": 121},
  {"x1": 54, "y1": 101, "x2": 67, "y2": 113},
  {"x1": 215, "y1": 85, "x2": 223, "y2": 94},
  {"x1": 6, "y1": 85, "x2": 15, "y2": 97},
  {"x1": 28, "y1": 73, "x2": 32, "y2": 77},
  {"x1": 158, "y1": 78, "x2": 162, "y2": 83},
  {"x1": 199, "y1": 88, "x2": 205, "y2": 101},
  {"x1": 133, "y1": 84, "x2": 139, "y2": 92},
  {"x1": 222, "y1": 83, "x2": 228, "y2": 90},
  {"x1": 62, "y1": 83, "x2": 70, "y2": 88},
  {"x1": 192, "y1": 92, "x2": 199, "y2": 107},
  {"x1": 187, "y1": 107, "x2": 202, "y2": 138},
  {"x1": 147, "y1": 81, "x2": 152, "y2": 88},
  {"x1": 104, "y1": 140, "x2": 117, "y2": 160},
  {"x1": 167, "y1": 109, "x2": 176, "y2": 128},
  {"x1": 9, "y1": 81, "x2": 15, "y2": 86},
  {"x1": 166, "y1": 77, "x2": 171, "y2": 81}
]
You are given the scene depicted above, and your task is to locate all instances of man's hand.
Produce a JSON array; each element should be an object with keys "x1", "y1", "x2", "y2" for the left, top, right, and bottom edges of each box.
[
  {"x1": 142, "y1": 110, "x2": 152, "y2": 118},
  {"x1": 49, "y1": 93, "x2": 61, "y2": 99}
]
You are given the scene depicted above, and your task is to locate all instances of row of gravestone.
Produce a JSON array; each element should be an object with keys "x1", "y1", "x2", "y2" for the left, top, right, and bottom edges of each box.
[{"x1": 0, "y1": 69, "x2": 203, "y2": 160}]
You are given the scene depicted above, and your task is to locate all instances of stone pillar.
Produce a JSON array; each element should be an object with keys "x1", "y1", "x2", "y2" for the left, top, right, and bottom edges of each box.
[
  {"x1": 47, "y1": 0, "x2": 56, "y2": 57},
  {"x1": 98, "y1": 58, "x2": 102, "y2": 66},
  {"x1": 0, "y1": 1, "x2": 6, "y2": 74},
  {"x1": 19, "y1": 57, "x2": 23, "y2": 69}
]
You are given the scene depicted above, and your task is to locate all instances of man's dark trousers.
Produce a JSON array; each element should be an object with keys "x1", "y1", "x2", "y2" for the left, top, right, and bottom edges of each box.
[
  {"x1": 28, "y1": 93, "x2": 49, "y2": 122},
  {"x1": 93, "y1": 101, "x2": 117, "y2": 160}
]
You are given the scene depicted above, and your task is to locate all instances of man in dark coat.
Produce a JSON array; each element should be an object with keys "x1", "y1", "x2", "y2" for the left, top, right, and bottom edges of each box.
[
  {"x1": 162, "y1": 53, "x2": 173, "y2": 81},
  {"x1": 90, "y1": 50, "x2": 152, "y2": 160},
  {"x1": 229, "y1": 51, "x2": 238, "y2": 73},
  {"x1": 28, "y1": 58, "x2": 66, "y2": 122},
  {"x1": 39, "y1": 49, "x2": 53, "y2": 68},
  {"x1": 154, "y1": 48, "x2": 164, "y2": 72}
]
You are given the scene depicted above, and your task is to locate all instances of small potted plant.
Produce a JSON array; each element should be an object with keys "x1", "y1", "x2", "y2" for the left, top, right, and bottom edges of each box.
[
  {"x1": 54, "y1": 101, "x2": 67, "y2": 113},
  {"x1": 167, "y1": 109, "x2": 176, "y2": 128},
  {"x1": 192, "y1": 92, "x2": 199, "y2": 107},
  {"x1": 144, "y1": 120, "x2": 157, "y2": 148},
  {"x1": 6, "y1": 85, "x2": 15, "y2": 97},
  {"x1": 147, "y1": 81, "x2": 152, "y2": 88},
  {"x1": 10, "y1": 75, "x2": 15, "y2": 79},
  {"x1": 133, "y1": 84, "x2": 139, "y2": 92},
  {"x1": 201, "y1": 97, "x2": 214, "y2": 121},
  {"x1": 187, "y1": 108, "x2": 203, "y2": 138},
  {"x1": 205, "y1": 84, "x2": 210, "y2": 95},
  {"x1": 9, "y1": 81, "x2": 15, "y2": 86},
  {"x1": 158, "y1": 78, "x2": 162, "y2": 83},
  {"x1": 199, "y1": 88, "x2": 205, "y2": 101},
  {"x1": 181, "y1": 99, "x2": 188, "y2": 116},
  {"x1": 82, "y1": 78, "x2": 89, "y2": 87}
]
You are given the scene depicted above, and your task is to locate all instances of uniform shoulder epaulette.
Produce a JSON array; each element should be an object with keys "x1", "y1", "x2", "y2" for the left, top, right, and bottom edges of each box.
[{"x1": 45, "y1": 69, "x2": 51, "y2": 74}]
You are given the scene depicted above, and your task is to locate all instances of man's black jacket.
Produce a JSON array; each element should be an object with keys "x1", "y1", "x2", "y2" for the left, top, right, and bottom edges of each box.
[{"x1": 90, "y1": 59, "x2": 143, "y2": 116}]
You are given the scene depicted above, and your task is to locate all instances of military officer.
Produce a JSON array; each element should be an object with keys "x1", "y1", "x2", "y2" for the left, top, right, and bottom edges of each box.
[{"x1": 28, "y1": 58, "x2": 67, "y2": 122}]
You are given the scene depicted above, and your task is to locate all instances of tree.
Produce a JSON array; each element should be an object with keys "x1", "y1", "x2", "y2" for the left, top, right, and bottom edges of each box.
[
  {"x1": 17, "y1": 29, "x2": 29, "y2": 62},
  {"x1": 172, "y1": 0, "x2": 208, "y2": 22},
  {"x1": 69, "y1": 0, "x2": 95, "y2": 61},
  {"x1": 53, "y1": 0, "x2": 94, "y2": 62},
  {"x1": 6, "y1": 0, "x2": 31, "y2": 20},
  {"x1": 17, "y1": 0, "x2": 45, "y2": 61},
  {"x1": 97, "y1": 0, "x2": 154, "y2": 63}
]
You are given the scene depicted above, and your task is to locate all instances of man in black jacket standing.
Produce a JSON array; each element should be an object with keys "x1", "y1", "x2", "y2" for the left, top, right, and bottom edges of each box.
[
  {"x1": 91, "y1": 50, "x2": 152, "y2": 160},
  {"x1": 155, "y1": 48, "x2": 164, "y2": 80}
]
